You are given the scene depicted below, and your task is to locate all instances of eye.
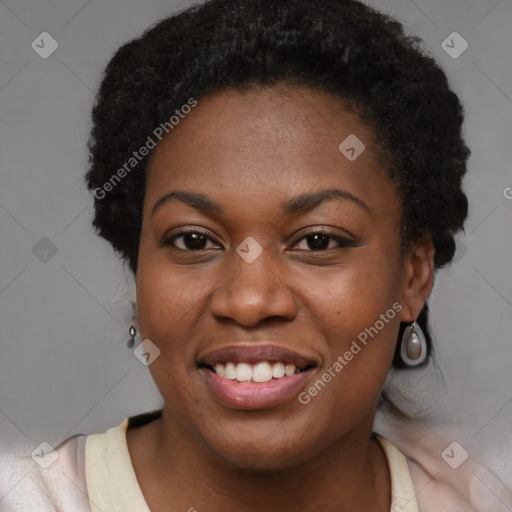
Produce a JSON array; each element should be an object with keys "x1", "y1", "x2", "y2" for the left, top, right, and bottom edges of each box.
[
  {"x1": 162, "y1": 228, "x2": 357, "y2": 252},
  {"x1": 290, "y1": 230, "x2": 357, "y2": 251},
  {"x1": 162, "y1": 230, "x2": 221, "y2": 251}
]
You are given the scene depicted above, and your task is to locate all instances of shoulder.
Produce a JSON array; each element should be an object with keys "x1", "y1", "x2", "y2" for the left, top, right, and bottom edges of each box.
[
  {"x1": 0, "y1": 411, "x2": 161, "y2": 512},
  {"x1": 0, "y1": 435, "x2": 91, "y2": 512},
  {"x1": 377, "y1": 417, "x2": 512, "y2": 512},
  {"x1": 84, "y1": 410, "x2": 160, "y2": 512}
]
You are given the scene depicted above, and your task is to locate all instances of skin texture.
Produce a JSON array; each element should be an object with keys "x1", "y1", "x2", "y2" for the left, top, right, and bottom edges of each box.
[{"x1": 126, "y1": 85, "x2": 435, "y2": 511}]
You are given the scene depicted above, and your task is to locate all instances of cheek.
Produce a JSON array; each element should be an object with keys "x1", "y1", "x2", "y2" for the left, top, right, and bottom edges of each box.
[
  {"x1": 296, "y1": 253, "x2": 402, "y2": 387},
  {"x1": 135, "y1": 255, "x2": 204, "y2": 417},
  {"x1": 297, "y1": 250, "x2": 401, "y2": 332},
  {"x1": 136, "y1": 229, "x2": 215, "y2": 332},
  {"x1": 135, "y1": 242, "x2": 198, "y2": 372}
]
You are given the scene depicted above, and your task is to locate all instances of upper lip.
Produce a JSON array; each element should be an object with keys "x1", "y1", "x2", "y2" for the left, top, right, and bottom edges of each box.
[{"x1": 198, "y1": 344, "x2": 318, "y2": 369}]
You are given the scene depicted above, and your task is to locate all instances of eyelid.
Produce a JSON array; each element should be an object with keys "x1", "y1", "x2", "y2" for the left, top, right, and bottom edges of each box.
[
  {"x1": 289, "y1": 229, "x2": 358, "y2": 250},
  {"x1": 162, "y1": 227, "x2": 358, "y2": 251},
  {"x1": 160, "y1": 227, "x2": 221, "y2": 249}
]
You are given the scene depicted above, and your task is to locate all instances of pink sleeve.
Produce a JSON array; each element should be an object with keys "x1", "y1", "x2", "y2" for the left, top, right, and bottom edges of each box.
[
  {"x1": 0, "y1": 436, "x2": 91, "y2": 512},
  {"x1": 377, "y1": 416, "x2": 512, "y2": 512}
]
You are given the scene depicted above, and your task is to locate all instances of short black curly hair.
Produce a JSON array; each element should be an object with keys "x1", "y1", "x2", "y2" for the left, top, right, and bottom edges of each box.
[{"x1": 85, "y1": 0, "x2": 470, "y2": 375}]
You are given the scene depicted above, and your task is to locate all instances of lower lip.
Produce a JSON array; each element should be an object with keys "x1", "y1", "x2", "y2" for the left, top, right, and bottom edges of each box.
[{"x1": 200, "y1": 367, "x2": 314, "y2": 410}]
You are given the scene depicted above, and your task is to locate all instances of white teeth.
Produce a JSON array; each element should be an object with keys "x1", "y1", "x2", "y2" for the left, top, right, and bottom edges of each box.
[
  {"x1": 271, "y1": 362, "x2": 285, "y2": 378},
  {"x1": 235, "y1": 362, "x2": 253, "y2": 382},
  {"x1": 224, "y1": 362, "x2": 237, "y2": 380},
  {"x1": 285, "y1": 364, "x2": 296, "y2": 377},
  {"x1": 214, "y1": 364, "x2": 224, "y2": 377},
  {"x1": 253, "y1": 362, "x2": 273, "y2": 382},
  {"x1": 211, "y1": 361, "x2": 305, "y2": 382}
]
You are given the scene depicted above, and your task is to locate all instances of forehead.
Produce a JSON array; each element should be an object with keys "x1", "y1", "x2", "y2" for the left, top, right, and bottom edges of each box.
[{"x1": 144, "y1": 85, "x2": 397, "y2": 216}]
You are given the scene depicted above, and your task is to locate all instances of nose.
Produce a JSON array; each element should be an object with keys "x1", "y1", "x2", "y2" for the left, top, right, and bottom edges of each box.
[{"x1": 209, "y1": 243, "x2": 298, "y2": 327}]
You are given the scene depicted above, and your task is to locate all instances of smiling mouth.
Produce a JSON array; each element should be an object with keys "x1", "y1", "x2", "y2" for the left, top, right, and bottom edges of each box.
[{"x1": 200, "y1": 361, "x2": 316, "y2": 383}]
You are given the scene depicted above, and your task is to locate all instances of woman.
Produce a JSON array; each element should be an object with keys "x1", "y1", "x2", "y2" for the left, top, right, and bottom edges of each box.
[{"x1": 2, "y1": 0, "x2": 510, "y2": 510}]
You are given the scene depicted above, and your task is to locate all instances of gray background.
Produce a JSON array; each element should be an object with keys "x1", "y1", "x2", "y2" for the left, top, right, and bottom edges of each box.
[{"x1": 0, "y1": 0, "x2": 511, "y2": 488}]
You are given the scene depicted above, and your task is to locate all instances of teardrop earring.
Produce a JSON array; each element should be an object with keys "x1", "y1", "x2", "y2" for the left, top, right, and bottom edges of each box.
[
  {"x1": 127, "y1": 302, "x2": 139, "y2": 348},
  {"x1": 400, "y1": 320, "x2": 427, "y2": 366},
  {"x1": 127, "y1": 325, "x2": 137, "y2": 348}
]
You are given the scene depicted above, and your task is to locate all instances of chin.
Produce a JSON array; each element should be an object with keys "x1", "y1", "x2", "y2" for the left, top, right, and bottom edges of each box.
[
  {"x1": 216, "y1": 447, "x2": 304, "y2": 472},
  {"x1": 203, "y1": 427, "x2": 321, "y2": 472}
]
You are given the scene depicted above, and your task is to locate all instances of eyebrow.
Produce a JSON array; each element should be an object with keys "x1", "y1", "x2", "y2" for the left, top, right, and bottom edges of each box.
[{"x1": 151, "y1": 188, "x2": 369, "y2": 218}]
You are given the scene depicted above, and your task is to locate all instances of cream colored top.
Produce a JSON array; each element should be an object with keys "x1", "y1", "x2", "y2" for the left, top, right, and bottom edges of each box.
[
  {"x1": 85, "y1": 417, "x2": 420, "y2": 512},
  {"x1": 2, "y1": 412, "x2": 507, "y2": 511}
]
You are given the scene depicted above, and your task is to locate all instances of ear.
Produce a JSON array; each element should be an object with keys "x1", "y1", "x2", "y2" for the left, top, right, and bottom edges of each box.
[{"x1": 399, "y1": 239, "x2": 435, "y2": 322}]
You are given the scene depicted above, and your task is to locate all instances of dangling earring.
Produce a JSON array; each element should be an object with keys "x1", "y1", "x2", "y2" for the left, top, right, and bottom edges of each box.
[
  {"x1": 127, "y1": 325, "x2": 137, "y2": 348},
  {"x1": 400, "y1": 320, "x2": 427, "y2": 366},
  {"x1": 127, "y1": 302, "x2": 139, "y2": 348}
]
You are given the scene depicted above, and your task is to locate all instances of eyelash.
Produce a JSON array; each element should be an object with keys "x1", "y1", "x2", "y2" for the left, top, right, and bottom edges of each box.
[{"x1": 162, "y1": 229, "x2": 357, "y2": 252}]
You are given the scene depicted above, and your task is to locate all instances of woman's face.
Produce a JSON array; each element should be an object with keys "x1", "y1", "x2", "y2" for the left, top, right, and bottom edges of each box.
[{"x1": 136, "y1": 85, "x2": 430, "y2": 469}]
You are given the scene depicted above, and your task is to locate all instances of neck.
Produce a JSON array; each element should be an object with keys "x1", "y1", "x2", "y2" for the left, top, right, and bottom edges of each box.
[{"x1": 128, "y1": 406, "x2": 391, "y2": 511}]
